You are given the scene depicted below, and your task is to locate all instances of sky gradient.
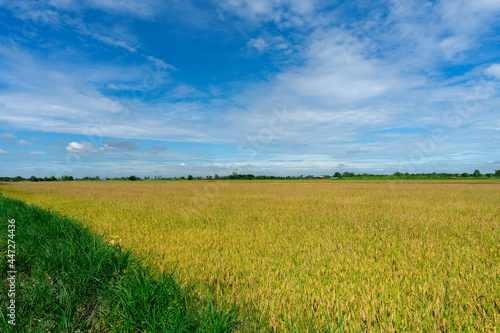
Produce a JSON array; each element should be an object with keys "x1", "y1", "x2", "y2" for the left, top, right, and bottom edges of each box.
[{"x1": 1, "y1": 0, "x2": 499, "y2": 178}]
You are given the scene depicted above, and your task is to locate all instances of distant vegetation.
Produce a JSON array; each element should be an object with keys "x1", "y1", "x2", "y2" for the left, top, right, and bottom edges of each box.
[{"x1": 1, "y1": 169, "x2": 499, "y2": 182}]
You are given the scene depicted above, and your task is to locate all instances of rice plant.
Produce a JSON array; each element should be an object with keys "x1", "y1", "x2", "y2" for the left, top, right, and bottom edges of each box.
[{"x1": 1, "y1": 180, "x2": 499, "y2": 332}]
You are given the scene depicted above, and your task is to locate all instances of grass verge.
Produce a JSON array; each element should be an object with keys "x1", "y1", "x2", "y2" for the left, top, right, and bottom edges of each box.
[{"x1": 0, "y1": 194, "x2": 245, "y2": 332}]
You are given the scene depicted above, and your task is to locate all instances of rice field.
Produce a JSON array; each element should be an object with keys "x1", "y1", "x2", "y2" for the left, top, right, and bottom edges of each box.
[{"x1": 1, "y1": 180, "x2": 499, "y2": 332}]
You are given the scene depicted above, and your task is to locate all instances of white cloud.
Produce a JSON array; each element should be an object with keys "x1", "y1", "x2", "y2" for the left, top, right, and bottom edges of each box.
[
  {"x1": 17, "y1": 151, "x2": 41, "y2": 158},
  {"x1": 6, "y1": 0, "x2": 164, "y2": 20},
  {"x1": 104, "y1": 140, "x2": 140, "y2": 151},
  {"x1": 147, "y1": 56, "x2": 176, "y2": 70},
  {"x1": 247, "y1": 37, "x2": 268, "y2": 51},
  {"x1": 93, "y1": 33, "x2": 138, "y2": 52},
  {"x1": 67, "y1": 18, "x2": 141, "y2": 53},
  {"x1": 439, "y1": 0, "x2": 500, "y2": 35},
  {"x1": 1, "y1": 133, "x2": 15, "y2": 139},
  {"x1": 2, "y1": 2, "x2": 144, "y2": 53},
  {"x1": 485, "y1": 64, "x2": 500, "y2": 79},
  {"x1": 85, "y1": 0, "x2": 164, "y2": 19},
  {"x1": 440, "y1": 36, "x2": 471, "y2": 60},
  {"x1": 262, "y1": 29, "x2": 419, "y2": 107},
  {"x1": 0, "y1": 149, "x2": 7, "y2": 154},
  {"x1": 107, "y1": 83, "x2": 120, "y2": 91},
  {"x1": 0, "y1": 133, "x2": 30, "y2": 145},
  {"x1": 166, "y1": 85, "x2": 205, "y2": 99},
  {"x1": 346, "y1": 147, "x2": 372, "y2": 154},
  {"x1": 65, "y1": 142, "x2": 103, "y2": 153},
  {"x1": 215, "y1": 0, "x2": 318, "y2": 27},
  {"x1": 151, "y1": 145, "x2": 167, "y2": 151},
  {"x1": 0, "y1": 46, "x2": 128, "y2": 132}
]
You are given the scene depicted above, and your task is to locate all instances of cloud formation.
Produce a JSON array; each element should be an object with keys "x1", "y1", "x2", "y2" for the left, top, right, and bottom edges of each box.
[
  {"x1": 151, "y1": 145, "x2": 167, "y2": 151},
  {"x1": 247, "y1": 38, "x2": 267, "y2": 51},
  {"x1": 104, "y1": 140, "x2": 140, "y2": 151},
  {"x1": 485, "y1": 64, "x2": 500, "y2": 79},
  {"x1": 1, "y1": 133, "x2": 15, "y2": 139},
  {"x1": 0, "y1": 0, "x2": 499, "y2": 177},
  {"x1": 65, "y1": 142, "x2": 103, "y2": 153}
]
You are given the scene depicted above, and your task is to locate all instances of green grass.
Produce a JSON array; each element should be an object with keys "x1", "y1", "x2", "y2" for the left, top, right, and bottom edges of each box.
[{"x1": 0, "y1": 194, "x2": 245, "y2": 332}]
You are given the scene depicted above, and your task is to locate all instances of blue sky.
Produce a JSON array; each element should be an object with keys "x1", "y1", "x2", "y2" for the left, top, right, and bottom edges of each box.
[{"x1": 0, "y1": 0, "x2": 499, "y2": 178}]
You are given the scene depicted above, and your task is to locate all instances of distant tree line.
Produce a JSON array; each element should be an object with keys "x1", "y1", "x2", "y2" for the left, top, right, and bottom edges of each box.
[{"x1": 1, "y1": 170, "x2": 499, "y2": 182}]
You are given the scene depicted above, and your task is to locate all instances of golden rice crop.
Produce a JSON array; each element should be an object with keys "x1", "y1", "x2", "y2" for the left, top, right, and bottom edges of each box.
[{"x1": 1, "y1": 180, "x2": 499, "y2": 332}]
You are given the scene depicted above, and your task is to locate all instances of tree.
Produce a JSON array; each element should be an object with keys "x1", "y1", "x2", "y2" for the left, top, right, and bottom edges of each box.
[
  {"x1": 128, "y1": 175, "x2": 138, "y2": 181},
  {"x1": 29, "y1": 176, "x2": 39, "y2": 182},
  {"x1": 343, "y1": 172, "x2": 350, "y2": 177},
  {"x1": 187, "y1": 175, "x2": 193, "y2": 180},
  {"x1": 495, "y1": 170, "x2": 500, "y2": 177},
  {"x1": 333, "y1": 172, "x2": 342, "y2": 178},
  {"x1": 473, "y1": 169, "x2": 481, "y2": 177}
]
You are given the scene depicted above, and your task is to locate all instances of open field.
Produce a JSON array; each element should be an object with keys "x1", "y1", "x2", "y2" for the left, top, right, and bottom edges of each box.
[{"x1": 1, "y1": 180, "x2": 499, "y2": 331}]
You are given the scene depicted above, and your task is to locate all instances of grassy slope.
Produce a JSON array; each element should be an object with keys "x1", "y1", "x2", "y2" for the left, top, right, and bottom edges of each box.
[{"x1": 0, "y1": 194, "x2": 244, "y2": 333}]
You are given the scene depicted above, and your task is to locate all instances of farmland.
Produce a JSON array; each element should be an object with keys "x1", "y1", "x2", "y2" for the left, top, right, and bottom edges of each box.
[{"x1": 1, "y1": 180, "x2": 499, "y2": 332}]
